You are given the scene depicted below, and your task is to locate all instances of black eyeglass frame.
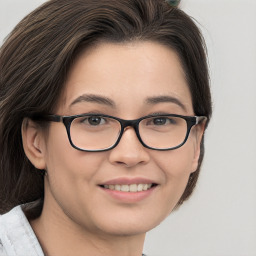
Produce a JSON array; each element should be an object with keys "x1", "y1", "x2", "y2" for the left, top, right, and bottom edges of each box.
[{"x1": 33, "y1": 113, "x2": 207, "y2": 152}]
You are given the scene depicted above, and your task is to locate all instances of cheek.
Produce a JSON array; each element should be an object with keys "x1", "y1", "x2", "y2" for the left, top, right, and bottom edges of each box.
[
  {"x1": 44, "y1": 124, "x2": 103, "y2": 175},
  {"x1": 154, "y1": 139, "x2": 197, "y2": 179},
  {"x1": 45, "y1": 143, "x2": 104, "y2": 187},
  {"x1": 151, "y1": 141, "x2": 197, "y2": 210},
  {"x1": 43, "y1": 134, "x2": 108, "y2": 225},
  {"x1": 43, "y1": 126, "x2": 105, "y2": 202}
]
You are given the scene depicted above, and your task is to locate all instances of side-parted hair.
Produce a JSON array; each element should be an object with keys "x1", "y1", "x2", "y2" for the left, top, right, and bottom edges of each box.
[{"x1": 0, "y1": 0, "x2": 212, "y2": 214}]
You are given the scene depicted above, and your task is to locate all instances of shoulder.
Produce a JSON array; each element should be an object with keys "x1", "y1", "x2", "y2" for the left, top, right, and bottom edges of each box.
[{"x1": 0, "y1": 205, "x2": 44, "y2": 256}]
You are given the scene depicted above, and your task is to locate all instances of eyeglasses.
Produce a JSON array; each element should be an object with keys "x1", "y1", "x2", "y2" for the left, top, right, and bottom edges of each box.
[{"x1": 35, "y1": 113, "x2": 206, "y2": 152}]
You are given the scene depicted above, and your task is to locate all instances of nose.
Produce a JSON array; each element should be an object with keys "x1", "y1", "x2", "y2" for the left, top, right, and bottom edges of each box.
[{"x1": 108, "y1": 127, "x2": 150, "y2": 168}]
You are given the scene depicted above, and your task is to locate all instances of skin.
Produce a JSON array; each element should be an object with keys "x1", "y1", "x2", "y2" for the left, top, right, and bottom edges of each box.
[{"x1": 22, "y1": 41, "x2": 205, "y2": 256}]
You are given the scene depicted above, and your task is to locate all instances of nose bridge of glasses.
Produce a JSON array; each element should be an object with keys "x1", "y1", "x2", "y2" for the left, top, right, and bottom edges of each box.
[
  {"x1": 119, "y1": 119, "x2": 141, "y2": 141},
  {"x1": 120, "y1": 119, "x2": 139, "y2": 132}
]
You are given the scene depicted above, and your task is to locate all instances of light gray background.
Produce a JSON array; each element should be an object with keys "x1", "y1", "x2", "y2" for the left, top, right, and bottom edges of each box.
[{"x1": 1, "y1": 1, "x2": 255, "y2": 255}]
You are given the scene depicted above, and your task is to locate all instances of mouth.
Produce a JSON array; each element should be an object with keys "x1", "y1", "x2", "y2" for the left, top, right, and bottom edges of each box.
[{"x1": 99, "y1": 183, "x2": 157, "y2": 193}]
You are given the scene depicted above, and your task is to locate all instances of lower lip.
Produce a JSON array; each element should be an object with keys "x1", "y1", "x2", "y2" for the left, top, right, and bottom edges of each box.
[{"x1": 99, "y1": 186, "x2": 157, "y2": 203}]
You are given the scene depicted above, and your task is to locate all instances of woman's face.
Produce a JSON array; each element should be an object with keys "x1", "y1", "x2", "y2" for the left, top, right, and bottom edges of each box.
[{"x1": 34, "y1": 41, "x2": 204, "y2": 236}]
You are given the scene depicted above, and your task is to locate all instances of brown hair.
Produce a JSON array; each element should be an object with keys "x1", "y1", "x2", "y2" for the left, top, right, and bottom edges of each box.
[{"x1": 0, "y1": 0, "x2": 212, "y2": 214}]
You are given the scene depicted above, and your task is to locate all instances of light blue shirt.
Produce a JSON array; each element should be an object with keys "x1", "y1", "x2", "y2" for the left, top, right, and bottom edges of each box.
[{"x1": 0, "y1": 206, "x2": 44, "y2": 256}]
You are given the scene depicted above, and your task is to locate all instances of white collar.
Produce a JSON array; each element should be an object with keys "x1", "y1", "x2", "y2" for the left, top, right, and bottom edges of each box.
[{"x1": 0, "y1": 205, "x2": 44, "y2": 256}]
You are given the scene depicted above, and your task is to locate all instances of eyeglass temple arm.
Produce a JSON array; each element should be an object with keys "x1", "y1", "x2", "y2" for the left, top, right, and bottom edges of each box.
[{"x1": 31, "y1": 114, "x2": 63, "y2": 122}]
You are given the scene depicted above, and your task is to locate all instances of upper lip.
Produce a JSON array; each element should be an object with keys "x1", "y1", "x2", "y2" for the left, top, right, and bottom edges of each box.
[{"x1": 100, "y1": 177, "x2": 158, "y2": 186}]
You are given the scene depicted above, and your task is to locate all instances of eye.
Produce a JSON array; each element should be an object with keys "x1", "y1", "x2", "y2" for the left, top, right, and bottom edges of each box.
[
  {"x1": 153, "y1": 117, "x2": 167, "y2": 125},
  {"x1": 152, "y1": 117, "x2": 176, "y2": 126},
  {"x1": 81, "y1": 116, "x2": 107, "y2": 126}
]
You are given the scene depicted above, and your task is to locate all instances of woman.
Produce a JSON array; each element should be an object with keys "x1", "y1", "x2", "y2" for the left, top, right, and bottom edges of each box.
[{"x1": 0, "y1": 0, "x2": 212, "y2": 255}]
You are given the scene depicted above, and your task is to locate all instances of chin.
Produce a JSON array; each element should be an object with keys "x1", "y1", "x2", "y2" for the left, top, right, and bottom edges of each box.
[
  {"x1": 99, "y1": 224, "x2": 152, "y2": 237},
  {"x1": 91, "y1": 212, "x2": 167, "y2": 237}
]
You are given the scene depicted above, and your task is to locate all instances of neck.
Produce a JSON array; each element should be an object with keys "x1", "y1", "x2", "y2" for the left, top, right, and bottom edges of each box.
[{"x1": 30, "y1": 198, "x2": 145, "y2": 256}]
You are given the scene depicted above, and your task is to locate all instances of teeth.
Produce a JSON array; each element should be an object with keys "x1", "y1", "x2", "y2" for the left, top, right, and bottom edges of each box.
[
  {"x1": 137, "y1": 184, "x2": 143, "y2": 192},
  {"x1": 129, "y1": 184, "x2": 137, "y2": 192},
  {"x1": 109, "y1": 185, "x2": 115, "y2": 190},
  {"x1": 143, "y1": 184, "x2": 148, "y2": 191},
  {"x1": 115, "y1": 184, "x2": 121, "y2": 191},
  {"x1": 103, "y1": 184, "x2": 153, "y2": 192},
  {"x1": 121, "y1": 185, "x2": 129, "y2": 192}
]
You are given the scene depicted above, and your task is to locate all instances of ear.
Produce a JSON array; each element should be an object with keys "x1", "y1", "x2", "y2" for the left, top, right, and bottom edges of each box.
[
  {"x1": 190, "y1": 121, "x2": 206, "y2": 173},
  {"x1": 21, "y1": 118, "x2": 46, "y2": 170}
]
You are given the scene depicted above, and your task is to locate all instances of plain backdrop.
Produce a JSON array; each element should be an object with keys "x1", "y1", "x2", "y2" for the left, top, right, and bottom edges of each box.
[{"x1": 1, "y1": 1, "x2": 256, "y2": 256}]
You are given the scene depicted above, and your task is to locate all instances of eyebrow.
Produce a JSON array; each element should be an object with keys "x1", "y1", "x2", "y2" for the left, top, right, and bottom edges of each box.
[
  {"x1": 145, "y1": 95, "x2": 187, "y2": 111},
  {"x1": 70, "y1": 94, "x2": 116, "y2": 108},
  {"x1": 70, "y1": 94, "x2": 186, "y2": 111}
]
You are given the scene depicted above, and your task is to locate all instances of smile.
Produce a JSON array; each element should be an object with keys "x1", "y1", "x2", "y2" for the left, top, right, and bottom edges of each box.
[{"x1": 103, "y1": 184, "x2": 153, "y2": 192}]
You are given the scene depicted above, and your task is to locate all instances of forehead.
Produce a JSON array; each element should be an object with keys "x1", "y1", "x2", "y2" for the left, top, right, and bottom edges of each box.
[{"x1": 59, "y1": 41, "x2": 193, "y2": 115}]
